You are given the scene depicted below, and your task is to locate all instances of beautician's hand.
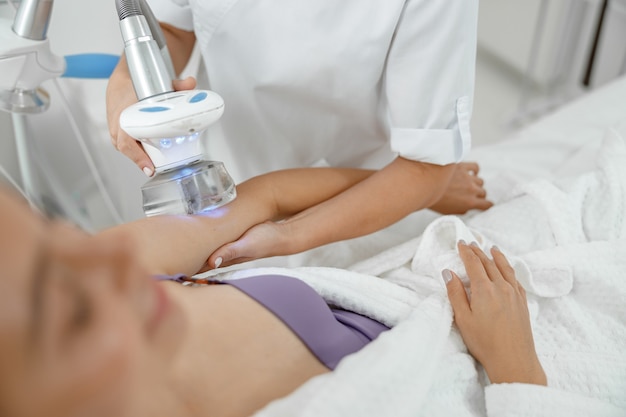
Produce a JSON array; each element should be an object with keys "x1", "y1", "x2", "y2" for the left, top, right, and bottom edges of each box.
[
  {"x1": 106, "y1": 74, "x2": 196, "y2": 177},
  {"x1": 443, "y1": 241, "x2": 547, "y2": 386},
  {"x1": 202, "y1": 221, "x2": 295, "y2": 270},
  {"x1": 430, "y1": 162, "x2": 493, "y2": 214}
]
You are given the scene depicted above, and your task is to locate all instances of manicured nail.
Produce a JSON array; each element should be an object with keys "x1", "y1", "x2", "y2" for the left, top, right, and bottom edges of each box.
[
  {"x1": 142, "y1": 167, "x2": 154, "y2": 177},
  {"x1": 470, "y1": 241, "x2": 479, "y2": 248},
  {"x1": 441, "y1": 269, "x2": 453, "y2": 284},
  {"x1": 214, "y1": 257, "x2": 222, "y2": 269},
  {"x1": 491, "y1": 245, "x2": 500, "y2": 252},
  {"x1": 458, "y1": 239, "x2": 467, "y2": 246}
]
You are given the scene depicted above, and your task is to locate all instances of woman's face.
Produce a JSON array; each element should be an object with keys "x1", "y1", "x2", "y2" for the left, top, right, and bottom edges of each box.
[{"x1": 0, "y1": 189, "x2": 186, "y2": 417}]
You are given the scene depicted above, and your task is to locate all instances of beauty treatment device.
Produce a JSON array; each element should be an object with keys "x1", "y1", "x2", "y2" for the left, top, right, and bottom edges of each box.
[{"x1": 116, "y1": 0, "x2": 236, "y2": 217}]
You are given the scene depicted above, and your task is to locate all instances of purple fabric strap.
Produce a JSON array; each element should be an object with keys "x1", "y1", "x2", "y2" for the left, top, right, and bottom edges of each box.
[{"x1": 154, "y1": 274, "x2": 389, "y2": 369}]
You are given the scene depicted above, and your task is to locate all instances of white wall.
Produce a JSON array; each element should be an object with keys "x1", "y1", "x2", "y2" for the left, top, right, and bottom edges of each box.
[
  {"x1": 475, "y1": 0, "x2": 626, "y2": 131},
  {"x1": 589, "y1": 0, "x2": 626, "y2": 87},
  {"x1": 477, "y1": 0, "x2": 603, "y2": 89}
]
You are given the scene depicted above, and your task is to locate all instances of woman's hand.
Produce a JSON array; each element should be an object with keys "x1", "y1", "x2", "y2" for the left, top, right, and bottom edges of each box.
[
  {"x1": 106, "y1": 65, "x2": 197, "y2": 176},
  {"x1": 443, "y1": 241, "x2": 547, "y2": 386},
  {"x1": 430, "y1": 162, "x2": 493, "y2": 214}
]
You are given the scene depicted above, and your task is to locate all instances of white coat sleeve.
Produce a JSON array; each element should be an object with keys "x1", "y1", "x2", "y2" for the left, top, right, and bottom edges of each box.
[
  {"x1": 147, "y1": 0, "x2": 194, "y2": 31},
  {"x1": 385, "y1": 0, "x2": 478, "y2": 165},
  {"x1": 484, "y1": 383, "x2": 626, "y2": 417}
]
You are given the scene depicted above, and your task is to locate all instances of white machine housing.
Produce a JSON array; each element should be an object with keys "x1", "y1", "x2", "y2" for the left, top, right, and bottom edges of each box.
[{"x1": 119, "y1": 89, "x2": 224, "y2": 172}]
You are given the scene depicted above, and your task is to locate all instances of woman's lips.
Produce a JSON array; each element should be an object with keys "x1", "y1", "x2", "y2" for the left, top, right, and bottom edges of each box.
[{"x1": 147, "y1": 280, "x2": 171, "y2": 336}]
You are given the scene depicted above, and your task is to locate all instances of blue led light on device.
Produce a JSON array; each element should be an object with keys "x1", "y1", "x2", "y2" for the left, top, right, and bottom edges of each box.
[{"x1": 140, "y1": 106, "x2": 169, "y2": 112}]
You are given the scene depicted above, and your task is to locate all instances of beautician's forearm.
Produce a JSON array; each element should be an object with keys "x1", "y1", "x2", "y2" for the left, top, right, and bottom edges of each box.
[
  {"x1": 268, "y1": 168, "x2": 374, "y2": 219},
  {"x1": 282, "y1": 158, "x2": 455, "y2": 252},
  {"x1": 100, "y1": 168, "x2": 373, "y2": 276},
  {"x1": 159, "y1": 22, "x2": 196, "y2": 76}
]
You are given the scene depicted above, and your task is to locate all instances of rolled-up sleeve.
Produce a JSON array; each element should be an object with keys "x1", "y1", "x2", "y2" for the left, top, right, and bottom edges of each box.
[
  {"x1": 385, "y1": 0, "x2": 478, "y2": 165},
  {"x1": 147, "y1": 0, "x2": 194, "y2": 31}
]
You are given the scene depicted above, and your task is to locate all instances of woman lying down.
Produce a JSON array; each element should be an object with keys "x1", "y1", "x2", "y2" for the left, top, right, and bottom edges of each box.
[{"x1": 0, "y1": 167, "x2": 545, "y2": 417}]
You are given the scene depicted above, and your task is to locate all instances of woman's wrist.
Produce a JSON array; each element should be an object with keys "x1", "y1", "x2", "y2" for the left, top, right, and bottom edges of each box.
[
  {"x1": 485, "y1": 357, "x2": 547, "y2": 386},
  {"x1": 273, "y1": 217, "x2": 314, "y2": 256}
]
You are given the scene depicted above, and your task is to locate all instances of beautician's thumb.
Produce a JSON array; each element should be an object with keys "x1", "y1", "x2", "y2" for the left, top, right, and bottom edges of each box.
[
  {"x1": 210, "y1": 241, "x2": 251, "y2": 269},
  {"x1": 442, "y1": 269, "x2": 470, "y2": 317},
  {"x1": 173, "y1": 76, "x2": 196, "y2": 91}
]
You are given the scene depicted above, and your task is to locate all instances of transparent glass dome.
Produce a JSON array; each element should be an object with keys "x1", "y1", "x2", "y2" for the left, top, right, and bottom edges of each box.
[{"x1": 141, "y1": 160, "x2": 236, "y2": 217}]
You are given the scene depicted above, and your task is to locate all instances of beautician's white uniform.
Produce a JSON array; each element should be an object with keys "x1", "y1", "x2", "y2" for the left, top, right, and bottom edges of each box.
[{"x1": 148, "y1": 0, "x2": 477, "y2": 183}]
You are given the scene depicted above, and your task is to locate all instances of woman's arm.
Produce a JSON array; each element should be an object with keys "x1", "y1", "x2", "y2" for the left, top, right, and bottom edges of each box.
[
  {"x1": 98, "y1": 167, "x2": 373, "y2": 276},
  {"x1": 106, "y1": 23, "x2": 197, "y2": 174}
]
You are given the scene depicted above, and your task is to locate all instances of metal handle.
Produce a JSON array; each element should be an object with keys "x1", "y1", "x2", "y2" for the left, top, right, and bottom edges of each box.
[{"x1": 12, "y1": 0, "x2": 54, "y2": 40}]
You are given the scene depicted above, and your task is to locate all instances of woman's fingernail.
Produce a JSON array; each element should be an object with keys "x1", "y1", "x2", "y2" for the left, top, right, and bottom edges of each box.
[
  {"x1": 441, "y1": 269, "x2": 453, "y2": 284},
  {"x1": 214, "y1": 257, "x2": 222, "y2": 269},
  {"x1": 143, "y1": 167, "x2": 154, "y2": 177},
  {"x1": 458, "y1": 239, "x2": 467, "y2": 246},
  {"x1": 470, "y1": 241, "x2": 479, "y2": 248},
  {"x1": 491, "y1": 245, "x2": 500, "y2": 252}
]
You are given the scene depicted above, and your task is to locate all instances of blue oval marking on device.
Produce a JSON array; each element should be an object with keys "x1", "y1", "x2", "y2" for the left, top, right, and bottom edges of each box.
[
  {"x1": 189, "y1": 92, "x2": 208, "y2": 103},
  {"x1": 140, "y1": 106, "x2": 170, "y2": 112}
]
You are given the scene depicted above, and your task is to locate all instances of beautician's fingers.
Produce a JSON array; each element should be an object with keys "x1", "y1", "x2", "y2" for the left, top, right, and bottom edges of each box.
[
  {"x1": 207, "y1": 240, "x2": 255, "y2": 269},
  {"x1": 207, "y1": 221, "x2": 289, "y2": 268},
  {"x1": 107, "y1": 75, "x2": 155, "y2": 175},
  {"x1": 109, "y1": 78, "x2": 195, "y2": 176},
  {"x1": 473, "y1": 196, "x2": 494, "y2": 211},
  {"x1": 213, "y1": 242, "x2": 257, "y2": 268},
  {"x1": 490, "y1": 247, "x2": 520, "y2": 289},
  {"x1": 468, "y1": 243, "x2": 504, "y2": 282},
  {"x1": 429, "y1": 163, "x2": 493, "y2": 214},
  {"x1": 113, "y1": 132, "x2": 155, "y2": 176},
  {"x1": 464, "y1": 162, "x2": 491, "y2": 205},
  {"x1": 463, "y1": 161, "x2": 480, "y2": 176}
]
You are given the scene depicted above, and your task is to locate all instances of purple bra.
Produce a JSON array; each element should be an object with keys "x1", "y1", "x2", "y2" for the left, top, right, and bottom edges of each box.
[{"x1": 154, "y1": 274, "x2": 389, "y2": 370}]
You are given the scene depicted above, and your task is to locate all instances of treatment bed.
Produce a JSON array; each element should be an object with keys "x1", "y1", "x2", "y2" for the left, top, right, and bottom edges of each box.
[{"x1": 206, "y1": 74, "x2": 626, "y2": 416}]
